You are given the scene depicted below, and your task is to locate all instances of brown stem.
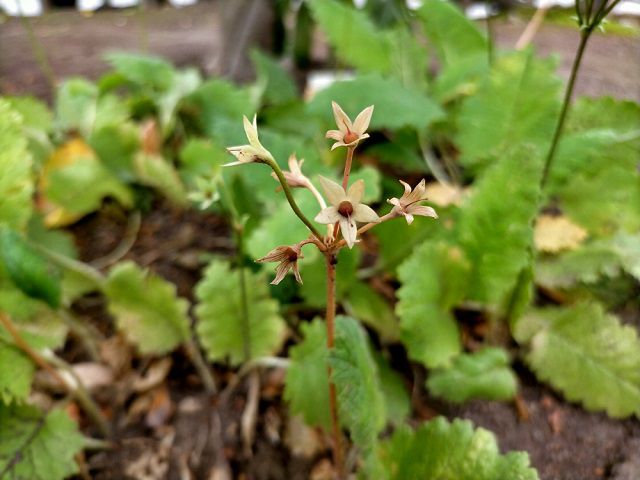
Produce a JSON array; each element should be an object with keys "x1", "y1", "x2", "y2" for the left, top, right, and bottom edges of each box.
[
  {"x1": 341, "y1": 147, "x2": 355, "y2": 190},
  {"x1": 324, "y1": 253, "x2": 344, "y2": 478},
  {"x1": 0, "y1": 313, "x2": 110, "y2": 437}
]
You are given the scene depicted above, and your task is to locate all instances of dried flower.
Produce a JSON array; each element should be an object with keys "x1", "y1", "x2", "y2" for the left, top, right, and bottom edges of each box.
[
  {"x1": 315, "y1": 176, "x2": 379, "y2": 248},
  {"x1": 271, "y1": 154, "x2": 309, "y2": 189},
  {"x1": 256, "y1": 245, "x2": 304, "y2": 285},
  {"x1": 225, "y1": 115, "x2": 274, "y2": 166},
  {"x1": 387, "y1": 179, "x2": 438, "y2": 225},
  {"x1": 326, "y1": 101, "x2": 374, "y2": 151},
  {"x1": 187, "y1": 176, "x2": 220, "y2": 210}
]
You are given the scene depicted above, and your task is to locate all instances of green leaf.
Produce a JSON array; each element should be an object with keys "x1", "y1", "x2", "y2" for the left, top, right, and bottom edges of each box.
[
  {"x1": 377, "y1": 417, "x2": 538, "y2": 480},
  {"x1": 284, "y1": 319, "x2": 330, "y2": 429},
  {"x1": 0, "y1": 99, "x2": 34, "y2": 231},
  {"x1": 349, "y1": 166, "x2": 381, "y2": 203},
  {"x1": 5, "y1": 96, "x2": 52, "y2": 132},
  {"x1": 343, "y1": 281, "x2": 400, "y2": 342},
  {"x1": 55, "y1": 78, "x2": 128, "y2": 136},
  {"x1": 458, "y1": 145, "x2": 542, "y2": 306},
  {"x1": 186, "y1": 79, "x2": 255, "y2": 140},
  {"x1": 195, "y1": 259, "x2": 286, "y2": 365},
  {"x1": 427, "y1": 348, "x2": 518, "y2": 403},
  {"x1": 330, "y1": 316, "x2": 386, "y2": 454},
  {"x1": 385, "y1": 26, "x2": 429, "y2": 89},
  {"x1": 89, "y1": 123, "x2": 140, "y2": 181},
  {"x1": 0, "y1": 404, "x2": 85, "y2": 480},
  {"x1": 299, "y1": 247, "x2": 359, "y2": 309},
  {"x1": 308, "y1": 0, "x2": 393, "y2": 73},
  {"x1": 178, "y1": 138, "x2": 226, "y2": 189},
  {"x1": 456, "y1": 51, "x2": 561, "y2": 170},
  {"x1": 514, "y1": 303, "x2": 640, "y2": 418},
  {"x1": 251, "y1": 50, "x2": 298, "y2": 105},
  {"x1": 105, "y1": 52, "x2": 177, "y2": 90},
  {"x1": 134, "y1": 152, "x2": 187, "y2": 206},
  {"x1": 0, "y1": 339, "x2": 34, "y2": 403},
  {"x1": 374, "y1": 352, "x2": 410, "y2": 425},
  {"x1": 0, "y1": 228, "x2": 61, "y2": 309},
  {"x1": 417, "y1": 0, "x2": 488, "y2": 67},
  {"x1": 307, "y1": 74, "x2": 444, "y2": 131},
  {"x1": 396, "y1": 241, "x2": 469, "y2": 368},
  {"x1": 104, "y1": 261, "x2": 191, "y2": 355}
]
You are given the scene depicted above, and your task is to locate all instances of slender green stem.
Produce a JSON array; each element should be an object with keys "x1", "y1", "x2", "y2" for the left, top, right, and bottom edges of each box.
[
  {"x1": 324, "y1": 253, "x2": 344, "y2": 479},
  {"x1": 59, "y1": 309, "x2": 101, "y2": 362},
  {"x1": 266, "y1": 159, "x2": 323, "y2": 241},
  {"x1": 540, "y1": 29, "x2": 591, "y2": 188},
  {"x1": 29, "y1": 242, "x2": 105, "y2": 289}
]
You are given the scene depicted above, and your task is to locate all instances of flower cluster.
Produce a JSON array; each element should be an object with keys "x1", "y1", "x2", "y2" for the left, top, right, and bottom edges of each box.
[{"x1": 224, "y1": 102, "x2": 437, "y2": 284}]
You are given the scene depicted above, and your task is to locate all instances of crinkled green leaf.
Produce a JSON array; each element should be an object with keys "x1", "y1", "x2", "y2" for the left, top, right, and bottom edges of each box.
[
  {"x1": 0, "y1": 339, "x2": 34, "y2": 403},
  {"x1": 427, "y1": 348, "x2": 517, "y2": 403},
  {"x1": 186, "y1": 79, "x2": 255, "y2": 140},
  {"x1": 0, "y1": 228, "x2": 61, "y2": 309},
  {"x1": 89, "y1": 123, "x2": 139, "y2": 181},
  {"x1": 456, "y1": 51, "x2": 561, "y2": 170},
  {"x1": 458, "y1": 145, "x2": 542, "y2": 306},
  {"x1": 195, "y1": 259, "x2": 286, "y2": 365},
  {"x1": 374, "y1": 352, "x2": 410, "y2": 425},
  {"x1": 44, "y1": 144, "x2": 133, "y2": 220},
  {"x1": 178, "y1": 138, "x2": 227, "y2": 189},
  {"x1": 5, "y1": 96, "x2": 53, "y2": 164},
  {"x1": 514, "y1": 303, "x2": 640, "y2": 418},
  {"x1": 307, "y1": 74, "x2": 444, "y2": 131},
  {"x1": 330, "y1": 316, "x2": 386, "y2": 455},
  {"x1": 377, "y1": 417, "x2": 538, "y2": 480},
  {"x1": 55, "y1": 78, "x2": 128, "y2": 136},
  {"x1": 104, "y1": 261, "x2": 191, "y2": 355},
  {"x1": 343, "y1": 281, "x2": 399, "y2": 342},
  {"x1": 284, "y1": 319, "x2": 330, "y2": 429},
  {"x1": 0, "y1": 99, "x2": 34, "y2": 231},
  {"x1": 0, "y1": 404, "x2": 85, "y2": 480},
  {"x1": 308, "y1": 0, "x2": 393, "y2": 73},
  {"x1": 251, "y1": 50, "x2": 298, "y2": 105},
  {"x1": 105, "y1": 52, "x2": 177, "y2": 90},
  {"x1": 397, "y1": 241, "x2": 469, "y2": 368},
  {"x1": 134, "y1": 152, "x2": 187, "y2": 206},
  {"x1": 385, "y1": 26, "x2": 429, "y2": 89},
  {"x1": 417, "y1": 0, "x2": 487, "y2": 67}
]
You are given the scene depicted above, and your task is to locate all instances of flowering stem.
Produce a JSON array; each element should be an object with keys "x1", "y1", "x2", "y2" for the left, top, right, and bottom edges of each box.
[
  {"x1": 341, "y1": 146, "x2": 355, "y2": 190},
  {"x1": 266, "y1": 159, "x2": 323, "y2": 241},
  {"x1": 324, "y1": 252, "x2": 344, "y2": 479},
  {"x1": 540, "y1": 28, "x2": 590, "y2": 187}
]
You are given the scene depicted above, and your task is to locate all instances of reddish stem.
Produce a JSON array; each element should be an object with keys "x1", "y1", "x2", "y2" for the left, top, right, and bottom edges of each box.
[
  {"x1": 325, "y1": 253, "x2": 344, "y2": 478},
  {"x1": 341, "y1": 146, "x2": 355, "y2": 191}
]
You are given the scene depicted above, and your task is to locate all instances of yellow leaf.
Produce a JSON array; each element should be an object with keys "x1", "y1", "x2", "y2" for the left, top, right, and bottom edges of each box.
[{"x1": 534, "y1": 215, "x2": 588, "y2": 253}]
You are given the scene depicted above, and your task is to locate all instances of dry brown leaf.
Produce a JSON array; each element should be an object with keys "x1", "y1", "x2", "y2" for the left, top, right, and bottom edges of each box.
[
  {"x1": 133, "y1": 357, "x2": 173, "y2": 393},
  {"x1": 71, "y1": 362, "x2": 114, "y2": 392},
  {"x1": 285, "y1": 415, "x2": 324, "y2": 458},
  {"x1": 534, "y1": 215, "x2": 588, "y2": 253}
]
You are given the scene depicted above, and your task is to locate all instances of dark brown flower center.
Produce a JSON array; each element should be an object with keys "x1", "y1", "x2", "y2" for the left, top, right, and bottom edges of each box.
[
  {"x1": 338, "y1": 201, "x2": 354, "y2": 217},
  {"x1": 284, "y1": 247, "x2": 299, "y2": 262},
  {"x1": 343, "y1": 131, "x2": 359, "y2": 144}
]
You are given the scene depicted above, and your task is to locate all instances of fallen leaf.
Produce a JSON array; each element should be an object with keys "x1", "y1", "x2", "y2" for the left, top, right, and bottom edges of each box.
[
  {"x1": 534, "y1": 215, "x2": 588, "y2": 253},
  {"x1": 133, "y1": 357, "x2": 173, "y2": 393},
  {"x1": 285, "y1": 415, "x2": 324, "y2": 458}
]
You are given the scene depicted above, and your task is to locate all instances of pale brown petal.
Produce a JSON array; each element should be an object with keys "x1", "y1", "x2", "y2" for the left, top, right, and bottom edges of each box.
[
  {"x1": 243, "y1": 115, "x2": 260, "y2": 148},
  {"x1": 256, "y1": 246, "x2": 291, "y2": 263},
  {"x1": 319, "y1": 176, "x2": 346, "y2": 206},
  {"x1": 404, "y1": 212, "x2": 415, "y2": 225},
  {"x1": 331, "y1": 141, "x2": 347, "y2": 151},
  {"x1": 398, "y1": 180, "x2": 412, "y2": 197},
  {"x1": 315, "y1": 206, "x2": 341, "y2": 224},
  {"x1": 347, "y1": 179, "x2": 365, "y2": 204},
  {"x1": 331, "y1": 101, "x2": 352, "y2": 133},
  {"x1": 271, "y1": 261, "x2": 292, "y2": 285},
  {"x1": 292, "y1": 262, "x2": 303, "y2": 284},
  {"x1": 352, "y1": 105, "x2": 374, "y2": 135},
  {"x1": 353, "y1": 203, "x2": 380, "y2": 223},
  {"x1": 406, "y1": 179, "x2": 427, "y2": 204},
  {"x1": 387, "y1": 197, "x2": 402, "y2": 208},
  {"x1": 326, "y1": 130, "x2": 343, "y2": 141},
  {"x1": 339, "y1": 216, "x2": 358, "y2": 249},
  {"x1": 408, "y1": 205, "x2": 438, "y2": 219}
]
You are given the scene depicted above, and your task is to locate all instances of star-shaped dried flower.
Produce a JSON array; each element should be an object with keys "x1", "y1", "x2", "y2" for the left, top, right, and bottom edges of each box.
[
  {"x1": 388, "y1": 179, "x2": 438, "y2": 225},
  {"x1": 271, "y1": 154, "x2": 309, "y2": 189},
  {"x1": 325, "y1": 101, "x2": 374, "y2": 151},
  {"x1": 225, "y1": 115, "x2": 274, "y2": 166},
  {"x1": 314, "y1": 176, "x2": 379, "y2": 248},
  {"x1": 256, "y1": 245, "x2": 304, "y2": 285}
]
